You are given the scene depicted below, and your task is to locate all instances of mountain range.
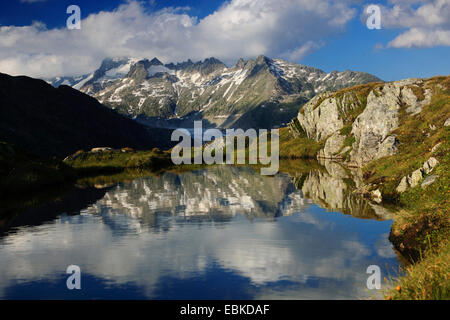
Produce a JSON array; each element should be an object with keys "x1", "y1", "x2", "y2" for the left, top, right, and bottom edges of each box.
[{"x1": 48, "y1": 55, "x2": 382, "y2": 129}]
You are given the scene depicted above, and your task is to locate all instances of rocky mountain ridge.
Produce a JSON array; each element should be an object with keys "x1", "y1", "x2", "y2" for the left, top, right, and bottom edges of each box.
[{"x1": 48, "y1": 55, "x2": 381, "y2": 128}]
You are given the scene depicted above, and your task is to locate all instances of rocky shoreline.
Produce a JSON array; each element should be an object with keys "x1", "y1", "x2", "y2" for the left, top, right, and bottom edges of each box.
[{"x1": 287, "y1": 76, "x2": 449, "y2": 299}]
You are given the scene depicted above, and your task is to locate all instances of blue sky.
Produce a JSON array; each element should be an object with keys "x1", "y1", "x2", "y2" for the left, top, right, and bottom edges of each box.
[
  {"x1": 0, "y1": 0, "x2": 224, "y2": 27},
  {"x1": 0, "y1": 0, "x2": 449, "y2": 81}
]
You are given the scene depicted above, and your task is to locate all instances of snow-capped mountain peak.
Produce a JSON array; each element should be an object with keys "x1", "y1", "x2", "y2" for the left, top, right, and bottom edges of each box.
[{"x1": 47, "y1": 55, "x2": 381, "y2": 128}]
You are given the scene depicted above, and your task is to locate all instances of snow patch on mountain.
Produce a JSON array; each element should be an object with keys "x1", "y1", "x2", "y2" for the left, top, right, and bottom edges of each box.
[
  {"x1": 148, "y1": 65, "x2": 175, "y2": 77},
  {"x1": 73, "y1": 74, "x2": 93, "y2": 90},
  {"x1": 53, "y1": 55, "x2": 381, "y2": 127}
]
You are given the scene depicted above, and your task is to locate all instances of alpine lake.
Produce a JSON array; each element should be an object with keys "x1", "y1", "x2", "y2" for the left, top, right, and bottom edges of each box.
[{"x1": 0, "y1": 160, "x2": 401, "y2": 299}]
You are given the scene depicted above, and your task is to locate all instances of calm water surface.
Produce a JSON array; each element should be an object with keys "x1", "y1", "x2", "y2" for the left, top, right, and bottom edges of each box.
[{"x1": 0, "y1": 164, "x2": 400, "y2": 299}]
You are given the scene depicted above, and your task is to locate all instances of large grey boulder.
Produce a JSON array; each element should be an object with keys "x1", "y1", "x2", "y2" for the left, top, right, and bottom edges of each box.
[
  {"x1": 421, "y1": 175, "x2": 439, "y2": 188},
  {"x1": 371, "y1": 189, "x2": 382, "y2": 204},
  {"x1": 396, "y1": 156, "x2": 440, "y2": 193},
  {"x1": 376, "y1": 135, "x2": 400, "y2": 159},
  {"x1": 444, "y1": 118, "x2": 450, "y2": 127},
  {"x1": 423, "y1": 157, "x2": 439, "y2": 174},
  {"x1": 91, "y1": 147, "x2": 114, "y2": 153},
  {"x1": 408, "y1": 168, "x2": 423, "y2": 188},
  {"x1": 396, "y1": 176, "x2": 409, "y2": 193},
  {"x1": 431, "y1": 142, "x2": 442, "y2": 154}
]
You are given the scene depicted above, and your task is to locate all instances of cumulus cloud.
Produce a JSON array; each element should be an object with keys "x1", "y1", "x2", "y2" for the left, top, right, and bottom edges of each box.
[
  {"x1": 0, "y1": 0, "x2": 356, "y2": 78},
  {"x1": 362, "y1": 0, "x2": 450, "y2": 48},
  {"x1": 388, "y1": 27, "x2": 450, "y2": 47}
]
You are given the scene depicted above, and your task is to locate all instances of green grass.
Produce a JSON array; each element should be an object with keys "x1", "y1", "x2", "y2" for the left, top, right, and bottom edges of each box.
[
  {"x1": 339, "y1": 124, "x2": 352, "y2": 136},
  {"x1": 386, "y1": 240, "x2": 449, "y2": 300},
  {"x1": 357, "y1": 77, "x2": 450, "y2": 300},
  {"x1": 410, "y1": 84, "x2": 425, "y2": 101},
  {"x1": 363, "y1": 81, "x2": 450, "y2": 203},
  {"x1": 295, "y1": 76, "x2": 450, "y2": 300},
  {"x1": 64, "y1": 148, "x2": 172, "y2": 174},
  {"x1": 334, "y1": 82, "x2": 383, "y2": 123},
  {"x1": 386, "y1": 137, "x2": 449, "y2": 265},
  {"x1": 74, "y1": 168, "x2": 161, "y2": 188},
  {"x1": 278, "y1": 127, "x2": 324, "y2": 159}
]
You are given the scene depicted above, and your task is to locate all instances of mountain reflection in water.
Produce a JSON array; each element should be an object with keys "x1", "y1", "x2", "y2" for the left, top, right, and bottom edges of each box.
[{"x1": 0, "y1": 163, "x2": 399, "y2": 299}]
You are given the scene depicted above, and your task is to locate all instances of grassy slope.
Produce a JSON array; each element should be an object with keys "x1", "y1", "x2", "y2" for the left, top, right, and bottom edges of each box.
[
  {"x1": 278, "y1": 127, "x2": 324, "y2": 159},
  {"x1": 64, "y1": 148, "x2": 172, "y2": 174},
  {"x1": 280, "y1": 76, "x2": 449, "y2": 299},
  {"x1": 361, "y1": 77, "x2": 450, "y2": 300}
]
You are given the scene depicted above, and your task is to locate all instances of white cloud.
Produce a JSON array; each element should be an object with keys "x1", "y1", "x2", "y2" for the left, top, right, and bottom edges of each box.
[
  {"x1": 388, "y1": 27, "x2": 450, "y2": 48},
  {"x1": 278, "y1": 41, "x2": 324, "y2": 61},
  {"x1": 382, "y1": 0, "x2": 450, "y2": 29},
  {"x1": 362, "y1": 0, "x2": 450, "y2": 48},
  {"x1": 0, "y1": 0, "x2": 356, "y2": 78}
]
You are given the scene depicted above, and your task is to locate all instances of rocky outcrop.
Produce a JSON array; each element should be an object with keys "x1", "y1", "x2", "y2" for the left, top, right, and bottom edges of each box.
[
  {"x1": 396, "y1": 177, "x2": 409, "y2": 193},
  {"x1": 396, "y1": 157, "x2": 439, "y2": 193},
  {"x1": 370, "y1": 189, "x2": 382, "y2": 204},
  {"x1": 401, "y1": 85, "x2": 432, "y2": 115},
  {"x1": 298, "y1": 92, "x2": 341, "y2": 141},
  {"x1": 64, "y1": 147, "x2": 135, "y2": 161},
  {"x1": 349, "y1": 84, "x2": 403, "y2": 166},
  {"x1": 408, "y1": 168, "x2": 424, "y2": 188},
  {"x1": 423, "y1": 157, "x2": 439, "y2": 174},
  {"x1": 287, "y1": 117, "x2": 304, "y2": 138},
  {"x1": 296, "y1": 78, "x2": 435, "y2": 167},
  {"x1": 91, "y1": 147, "x2": 113, "y2": 153},
  {"x1": 431, "y1": 142, "x2": 442, "y2": 153},
  {"x1": 317, "y1": 132, "x2": 346, "y2": 159},
  {"x1": 444, "y1": 118, "x2": 450, "y2": 127},
  {"x1": 421, "y1": 175, "x2": 439, "y2": 188}
]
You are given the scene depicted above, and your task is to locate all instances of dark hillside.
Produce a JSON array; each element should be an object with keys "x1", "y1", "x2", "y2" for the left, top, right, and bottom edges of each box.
[{"x1": 0, "y1": 73, "x2": 170, "y2": 158}]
